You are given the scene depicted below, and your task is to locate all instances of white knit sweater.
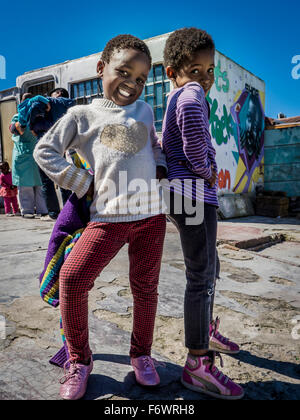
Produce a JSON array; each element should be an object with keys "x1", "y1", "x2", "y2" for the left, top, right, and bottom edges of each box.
[{"x1": 34, "y1": 98, "x2": 167, "y2": 222}]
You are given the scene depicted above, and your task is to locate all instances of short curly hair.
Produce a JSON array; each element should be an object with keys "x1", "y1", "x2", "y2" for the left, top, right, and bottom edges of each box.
[
  {"x1": 101, "y1": 34, "x2": 152, "y2": 66},
  {"x1": 164, "y1": 27, "x2": 215, "y2": 72}
]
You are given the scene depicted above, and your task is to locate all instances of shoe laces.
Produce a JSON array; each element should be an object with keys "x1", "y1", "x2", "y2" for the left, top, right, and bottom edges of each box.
[
  {"x1": 141, "y1": 356, "x2": 166, "y2": 370},
  {"x1": 205, "y1": 352, "x2": 230, "y2": 385},
  {"x1": 212, "y1": 317, "x2": 229, "y2": 344},
  {"x1": 59, "y1": 360, "x2": 83, "y2": 384}
]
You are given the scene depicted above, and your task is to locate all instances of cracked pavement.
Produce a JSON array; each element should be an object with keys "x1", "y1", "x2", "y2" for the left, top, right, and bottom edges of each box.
[{"x1": 0, "y1": 214, "x2": 300, "y2": 400}]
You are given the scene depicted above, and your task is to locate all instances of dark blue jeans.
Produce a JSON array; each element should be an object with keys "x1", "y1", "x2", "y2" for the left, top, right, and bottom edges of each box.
[
  {"x1": 39, "y1": 168, "x2": 71, "y2": 219},
  {"x1": 168, "y1": 193, "x2": 217, "y2": 350}
]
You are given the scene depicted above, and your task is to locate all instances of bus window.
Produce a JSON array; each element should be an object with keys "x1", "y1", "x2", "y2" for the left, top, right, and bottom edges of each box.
[
  {"x1": 71, "y1": 79, "x2": 103, "y2": 104},
  {"x1": 27, "y1": 80, "x2": 55, "y2": 96}
]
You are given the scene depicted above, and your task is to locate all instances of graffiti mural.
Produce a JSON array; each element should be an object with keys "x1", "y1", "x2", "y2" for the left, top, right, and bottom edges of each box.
[
  {"x1": 231, "y1": 85, "x2": 265, "y2": 193},
  {"x1": 208, "y1": 52, "x2": 265, "y2": 195},
  {"x1": 218, "y1": 169, "x2": 231, "y2": 190}
]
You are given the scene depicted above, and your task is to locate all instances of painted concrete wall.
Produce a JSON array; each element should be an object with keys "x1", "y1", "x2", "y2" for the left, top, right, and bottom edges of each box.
[
  {"x1": 15, "y1": 33, "x2": 265, "y2": 197},
  {"x1": 264, "y1": 126, "x2": 300, "y2": 197},
  {"x1": 208, "y1": 52, "x2": 265, "y2": 196}
]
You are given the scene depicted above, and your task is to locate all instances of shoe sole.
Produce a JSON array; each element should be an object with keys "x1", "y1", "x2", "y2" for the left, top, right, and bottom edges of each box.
[
  {"x1": 133, "y1": 374, "x2": 161, "y2": 388},
  {"x1": 209, "y1": 342, "x2": 240, "y2": 355},
  {"x1": 132, "y1": 370, "x2": 160, "y2": 388},
  {"x1": 136, "y1": 381, "x2": 161, "y2": 388},
  {"x1": 181, "y1": 377, "x2": 244, "y2": 400}
]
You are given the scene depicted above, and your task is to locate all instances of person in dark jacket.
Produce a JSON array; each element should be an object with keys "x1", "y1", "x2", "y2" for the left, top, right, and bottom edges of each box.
[{"x1": 18, "y1": 89, "x2": 75, "y2": 220}]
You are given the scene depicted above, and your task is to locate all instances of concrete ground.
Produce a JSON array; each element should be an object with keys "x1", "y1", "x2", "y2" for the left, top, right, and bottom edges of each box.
[{"x1": 0, "y1": 214, "x2": 299, "y2": 400}]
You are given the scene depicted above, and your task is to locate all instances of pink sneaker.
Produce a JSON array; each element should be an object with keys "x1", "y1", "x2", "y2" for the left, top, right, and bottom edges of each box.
[
  {"x1": 209, "y1": 317, "x2": 240, "y2": 354},
  {"x1": 59, "y1": 357, "x2": 93, "y2": 400},
  {"x1": 131, "y1": 356, "x2": 162, "y2": 387},
  {"x1": 181, "y1": 352, "x2": 244, "y2": 400}
]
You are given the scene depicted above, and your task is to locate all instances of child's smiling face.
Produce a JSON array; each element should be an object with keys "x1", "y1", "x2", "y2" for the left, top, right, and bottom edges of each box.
[
  {"x1": 167, "y1": 48, "x2": 215, "y2": 95},
  {"x1": 97, "y1": 48, "x2": 151, "y2": 106}
]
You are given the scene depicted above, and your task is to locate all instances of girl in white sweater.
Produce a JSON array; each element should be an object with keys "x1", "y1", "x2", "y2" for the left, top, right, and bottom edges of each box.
[{"x1": 34, "y1": 34, "x2": 167, "y2": 400}]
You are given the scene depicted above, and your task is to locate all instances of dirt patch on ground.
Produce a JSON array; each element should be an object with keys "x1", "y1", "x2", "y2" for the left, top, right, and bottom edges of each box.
[{"x1": 218, "y1": 261, "x2": 261, "y2": 283}]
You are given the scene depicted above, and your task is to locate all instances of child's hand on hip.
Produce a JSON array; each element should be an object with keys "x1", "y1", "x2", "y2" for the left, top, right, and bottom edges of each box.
[
  {"x1": 156, "y1": 166, "x2": 167, "y2": 181},
  {"x1": 209, "y1": 165, "x2": 217, "y2": 188}
]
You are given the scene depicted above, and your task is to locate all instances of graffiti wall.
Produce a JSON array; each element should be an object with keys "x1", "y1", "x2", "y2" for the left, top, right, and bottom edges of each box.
[{"x1": 207, "y1": 52, "x2": 265, "y2": 195}]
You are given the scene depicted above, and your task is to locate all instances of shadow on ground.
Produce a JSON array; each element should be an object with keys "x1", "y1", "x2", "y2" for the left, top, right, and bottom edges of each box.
[
  {"x1": 83, "y1": 353, "x2": 300, "y2": 400},
  {"x1": 232, "y1": 350, "x2": 300, "y2": 380}
]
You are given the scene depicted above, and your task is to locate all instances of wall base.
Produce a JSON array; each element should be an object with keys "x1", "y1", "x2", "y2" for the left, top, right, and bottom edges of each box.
[{"x1": 218, "y1": 193, "x2": 255, "y2": 219}]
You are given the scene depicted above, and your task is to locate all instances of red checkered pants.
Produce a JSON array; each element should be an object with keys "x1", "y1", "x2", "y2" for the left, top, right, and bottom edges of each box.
[{"x1": 59, "y1": 214, "x2": 166, "y2": 363}]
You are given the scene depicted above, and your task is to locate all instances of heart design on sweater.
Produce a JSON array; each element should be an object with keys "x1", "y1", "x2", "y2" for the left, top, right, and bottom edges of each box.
[{"x1": 100, "y1": 122, "x2": 148, "y2": 155}]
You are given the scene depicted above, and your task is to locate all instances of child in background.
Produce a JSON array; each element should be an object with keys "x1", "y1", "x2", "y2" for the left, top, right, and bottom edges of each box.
[
  {"x1": 162, "y1": 27, "x2": 243, "y2": 400},
  {"x1": 0, "y1": 161, "x2": 20, "y2": 216},
  {"x1": 34, "y1": 34, "x2": 167, "y2": 400}
]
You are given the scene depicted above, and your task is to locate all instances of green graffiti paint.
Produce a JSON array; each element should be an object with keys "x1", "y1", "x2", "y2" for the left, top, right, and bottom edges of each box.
[
  {"x1": 207, "y1": 92, "x2": 238, "y2": 146},
  {"x1": 214, "y1": 60, "x2": 229, "y2": 93}
]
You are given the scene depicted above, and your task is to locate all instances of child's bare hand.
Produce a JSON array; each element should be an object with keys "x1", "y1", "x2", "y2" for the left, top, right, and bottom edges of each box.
[
  {"x1": 15, "y1": 122, "x2": 25, "y2": 135},
  {"x1": 46, "y1": 103, "x2": 51, "y2": 112},
  {"x1": 156, "y1": 166, "x2": 167, "y2": 181},
  {"x1": 208, "y1": 168, "x2": 217, "y2": 188}
]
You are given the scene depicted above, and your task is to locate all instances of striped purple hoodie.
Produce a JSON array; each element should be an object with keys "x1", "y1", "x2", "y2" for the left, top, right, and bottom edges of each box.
[{"x1": 162, "y1": 81, "x2": 218, "y2": 207}]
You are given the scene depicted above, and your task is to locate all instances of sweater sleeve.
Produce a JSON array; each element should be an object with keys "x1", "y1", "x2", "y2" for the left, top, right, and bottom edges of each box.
[
  {"x1": 176, "y1": 91, "x2": 212, "y2": 181},
  {"x1": 33, "y1": 110, "x2": 93, "y2": 199}
]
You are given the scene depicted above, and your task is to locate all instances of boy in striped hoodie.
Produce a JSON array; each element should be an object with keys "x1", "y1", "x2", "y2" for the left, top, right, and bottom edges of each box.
[{"x1": 162, "y1": 27, "x2": 243, "y2": 400}]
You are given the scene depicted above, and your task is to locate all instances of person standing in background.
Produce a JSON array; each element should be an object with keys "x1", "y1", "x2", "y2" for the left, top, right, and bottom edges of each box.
[
  {"x1": 9, "y1": 93, "x2": 48, "y2": 218},
  {"x1": 17, "y1": 89, "x2": 75, "y2": 220}
]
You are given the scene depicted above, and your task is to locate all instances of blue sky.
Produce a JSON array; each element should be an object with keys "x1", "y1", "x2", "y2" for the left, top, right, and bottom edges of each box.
[{"x1": 0, "y1": 0, "x2": 299, "y2": 118}]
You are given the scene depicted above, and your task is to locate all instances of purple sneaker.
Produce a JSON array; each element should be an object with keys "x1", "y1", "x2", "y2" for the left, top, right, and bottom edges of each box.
[
  {"x1": 209, "y1": 317, "x2": 240, "y2": 354},
  {"x1": 181, "y1": 352, "x2": 244, "y2": 400},
  {"x1": 131, "y1": 356, "x2": 162, "y2": 387},
  {"x1": 59, "y1": 357, "x2": 93, "y2": 400}
]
